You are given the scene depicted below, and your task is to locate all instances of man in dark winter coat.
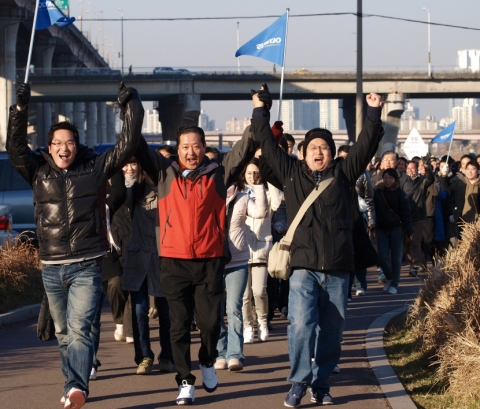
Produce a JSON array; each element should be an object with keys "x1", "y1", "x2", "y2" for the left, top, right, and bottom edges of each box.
[
  {"x1": 405, "y1": 159, "x2": 435, "y2": 276},
  {"x1": 249, "y1": 84, "x2": 384, "y2": 407},
  {"x1": 6, "y1": 82, "x2": 144, "y2": 409}
]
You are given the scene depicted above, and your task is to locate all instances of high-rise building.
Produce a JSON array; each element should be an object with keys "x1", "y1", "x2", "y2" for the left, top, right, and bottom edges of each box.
[
  {"x1": 319, "y1": 100, "x2": 339, "y2": 131},
  {"x1": 199, "y1": 110, "x2": 209, "y2": 129},
  {"x1": 401, "y1": 102, "x2": 420, "y2": 121},
  {"x1": 226, "y1": 118, "x2": 250, "y2": 133},
  {"x1": 457, "y1": 50, "x2": 480, "y2": 73},
  {"x1": 281, "y1": 100, "x2": 295, "y2": 131},
  {"x1": 295, "y1": 100, "x2": 320, "y2": 131},
  {"x1": 143, "y1": 109, "x2": 162, "y2": 134},
  {"x1": 451, "y1": 98, "x2": 479, "y2": 131}
]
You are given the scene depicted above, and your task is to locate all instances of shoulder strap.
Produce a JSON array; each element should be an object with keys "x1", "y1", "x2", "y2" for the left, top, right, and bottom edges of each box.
[
  {"x1": 379, "y1": 189, "x2": 403, "y2": 225},
  {"x1": 282, "y1": 172, "x2": 334, "y2": 245}
]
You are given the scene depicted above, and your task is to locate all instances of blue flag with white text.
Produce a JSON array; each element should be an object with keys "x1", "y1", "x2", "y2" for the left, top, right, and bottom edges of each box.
[
  {"x1": 430, "y1": 120, "x2": 456, "y2": 144},
  {"x1": 36, "y1": 0, "x2": 75, "y2": 30},
  {"x1": 235, "y1": 13, "x2": 287, "y2": 66}
]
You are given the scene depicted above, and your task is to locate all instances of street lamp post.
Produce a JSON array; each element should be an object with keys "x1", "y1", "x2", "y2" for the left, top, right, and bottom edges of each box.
[
  {"x1": 423, "y1": 7, "x2": 431, "y2": 77},
  {"x1": 119, "y1": 8, "x2": 124, "y2": 75}
]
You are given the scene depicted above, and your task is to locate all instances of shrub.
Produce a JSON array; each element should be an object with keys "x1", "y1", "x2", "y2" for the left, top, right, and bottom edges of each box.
[
  {"x1": 0, "y1": 234, "x2": 43, "y2": 314},
  {"x1": 409, "y1": 220, "x2": 480, "y2": 408}
]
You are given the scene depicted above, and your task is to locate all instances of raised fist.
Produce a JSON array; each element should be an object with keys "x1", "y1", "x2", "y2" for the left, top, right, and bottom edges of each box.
[
  {"x1": 251, "y1": 83, "x2": 272, "y2": 111},
  {"x1": 366, "y1": 93, "x2": 383, "y2": 108},
  {"x1": 16, "y1": 83, "x2": 31, "y2": 109}
]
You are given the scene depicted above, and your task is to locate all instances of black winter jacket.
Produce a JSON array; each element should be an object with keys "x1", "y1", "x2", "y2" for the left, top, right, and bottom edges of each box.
[
  {"x1": 251, "y1": 110, "x2": 384, "y2": 273},
  {"x1": 6, "y1": 100, "x2": 144, "y2": 261},
  {"x1": 374, "y1": 184, "x2": 413, "y2": 236},
  {"x1": 440, "y1": 172, "x2": 480, "y2": 223}
]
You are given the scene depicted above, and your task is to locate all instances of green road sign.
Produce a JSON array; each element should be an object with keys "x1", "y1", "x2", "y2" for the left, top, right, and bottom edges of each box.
[{"x1": 54, "y1": 0, "x2": 69, "y2": 11}]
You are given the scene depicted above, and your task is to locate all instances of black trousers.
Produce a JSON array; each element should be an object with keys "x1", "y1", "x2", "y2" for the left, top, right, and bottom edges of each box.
[{"x1": 161, "y1": 257, "x2": 224, "y2": 385}]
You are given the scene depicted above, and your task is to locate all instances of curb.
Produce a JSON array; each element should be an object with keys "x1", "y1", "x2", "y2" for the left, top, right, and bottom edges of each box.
[
  {"x1": 366, "y1": 305, "x2": 417, "y2": 409},
  {"x1": 0, "y1": 303, "x2": 40, "y2": 328}
]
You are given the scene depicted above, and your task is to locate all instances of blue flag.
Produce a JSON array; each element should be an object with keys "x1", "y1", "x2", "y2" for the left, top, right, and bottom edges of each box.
[
  {"x1": 36, "y1": 0, "x2": 75, "y2": 30},
  {"x1": 235, "y1": 13, "x2": 287, "y2": 66},
  {"x1": 430, "y1": 120, "x2": 456, "y2": 144}
]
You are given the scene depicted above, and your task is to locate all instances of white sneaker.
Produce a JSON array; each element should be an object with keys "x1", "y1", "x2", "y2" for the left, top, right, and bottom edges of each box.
[
  {"x1": 332, "y1": 365, "x2": 340, "y2": 373},
  {"x1": 243, "y1": 326, "x2": 254, "y2": 344},
  {"x1": 356, "y1": 290, "x2": 366, "y2": 296},
  {"x1": 60, "y1": 396, "x2": 66, "y2": 405},
  {"x1": 176, "y1": 380, "x2": 195, "y2": 405},
  {"x1": 64, "y1": 387, "x2": 86, "y2": 409},
  {"x1": 214, "y1": 358, "x2": 227, "y2": 370},
  {"x1": 89, "y1": 367, "x2": 97, "y2": 380},
  {"x1": 125, "y1": 336, "x2": 134, "y2": 344},
  {"x1": 258, "y1": 321, "x2": 269, "y2": 342},
  {"x1": 114, "y1": 324, "x2": 124, "y2": 341},
  {"x1": 387, "y1": 286, "x2": 397, "y2": 295},
  {"x1": 199, "y1": 363, "x2": 218, "y2": 392},
  {"x1": 378, "y1": 271, "x2": 386, "y2": 284},
  {"x1": 383, "y1": 280, "x2": 392, "y2": 292}
]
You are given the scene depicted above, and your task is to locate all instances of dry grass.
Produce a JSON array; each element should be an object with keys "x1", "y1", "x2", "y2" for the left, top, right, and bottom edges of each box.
[
  {"x1": 408, "y1": 220, "x2": 480, "y2": 408},
  {"x1": 0, "y1": 234, "x2": 43, "y2": 314}
]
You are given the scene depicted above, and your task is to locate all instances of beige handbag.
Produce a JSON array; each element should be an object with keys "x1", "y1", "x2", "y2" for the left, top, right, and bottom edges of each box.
[{"x1": 268, "y1": 173, "x2": 334, "y2": 280}]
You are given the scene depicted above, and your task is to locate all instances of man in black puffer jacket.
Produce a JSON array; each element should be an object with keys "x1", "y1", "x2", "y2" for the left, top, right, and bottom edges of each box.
[{"x1": 6, "y1": 82, "x2": 144, "y2": 409}]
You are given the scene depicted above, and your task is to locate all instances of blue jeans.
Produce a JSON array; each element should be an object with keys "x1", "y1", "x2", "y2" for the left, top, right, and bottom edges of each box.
[
  {"x1": 91, "y1": 290, "x2": 105, "y2": 370},
  {"x1": 287, "y1": 269, "x2": 348, "y2": 393},
  {"x1": 217, "y1": 265, "x2": 248, "y2": 363},
  {"x1": 130, "y1": 279, "x2": 173, "y2": 365},
  {"x1": 377, "y1": 227, "x2": 404, "y2": 288},
  {"x1": 42, "y1": 258, "x2": 102, "y2": 397}
]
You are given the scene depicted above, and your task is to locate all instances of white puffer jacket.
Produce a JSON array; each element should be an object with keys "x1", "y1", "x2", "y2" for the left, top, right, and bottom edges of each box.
[
  {"x1": 245, "y1": 183, "x2": 283, "y2": 264},
  {"x1": 226, "y1": 184, "x2": 268, "y2": 268}
]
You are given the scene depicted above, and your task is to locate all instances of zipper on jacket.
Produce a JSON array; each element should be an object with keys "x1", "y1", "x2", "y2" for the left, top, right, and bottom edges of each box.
[
  {"x1": 63, "y1": 174, "x2": 72, "y2": 256},
  {"x1": 214, "y1": 210, "x2": 223, "y2": 245},
  {"x1": 199, "y1": 178, "x2": 203, "y2": 199},
  {"x1": 183, "y1": 179, "x2": 188, "y2": 199},
  {"x1": 162, "y1": 209, "x2": 172, "y2": 244}
]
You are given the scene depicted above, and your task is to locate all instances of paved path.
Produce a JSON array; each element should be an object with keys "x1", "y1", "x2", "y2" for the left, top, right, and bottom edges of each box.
[{"x1": 0, "y1": 266, "x2": 422, "y2": 408}]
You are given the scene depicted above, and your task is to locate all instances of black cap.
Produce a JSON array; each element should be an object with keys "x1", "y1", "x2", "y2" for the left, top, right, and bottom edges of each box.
[{"x1": 303, "y1": 129, "x2": 336, "y2": 158}]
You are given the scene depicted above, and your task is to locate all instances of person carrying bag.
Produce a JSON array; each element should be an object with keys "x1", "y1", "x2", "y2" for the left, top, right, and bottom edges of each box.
[{"x1": 268, "y1": 173, "x2": 333, "y2": 280}]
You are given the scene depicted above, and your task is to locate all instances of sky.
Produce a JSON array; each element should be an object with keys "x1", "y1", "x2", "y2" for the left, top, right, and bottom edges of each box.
[{"x1": 68, "y1": 0, "x2": 480, "y2": 130}]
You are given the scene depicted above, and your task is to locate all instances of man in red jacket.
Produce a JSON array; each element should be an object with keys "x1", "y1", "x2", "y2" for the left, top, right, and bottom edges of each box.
[{"x1": 136, "y1": 123, "x2": 255, "y2": 405}]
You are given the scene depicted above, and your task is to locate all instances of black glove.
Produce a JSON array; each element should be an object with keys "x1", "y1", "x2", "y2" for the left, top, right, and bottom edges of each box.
[
  {"x1": 250, "y1": 83, "x2": 272, "y2": 111},
  {"x1": 16, "y1": 83, "x2": 31, "y2": 108},
  {"x1": 117, "y1": 81, "x2": 138, "y2": 106}
]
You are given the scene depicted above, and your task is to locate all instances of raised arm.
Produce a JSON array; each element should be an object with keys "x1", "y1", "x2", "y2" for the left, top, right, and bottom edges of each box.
[
  {"x1": 342, "y1": 94, "x2": 384, "y2": 184},
  {"x1": 249, "y1": 84, "x2": 296, "y2": 185},
  {"x1": 6, "y1": 83, "x2": 40, "y2": 185},
  {"x1": 102, "y1": 82, "x2": 145, "y2": 179}
]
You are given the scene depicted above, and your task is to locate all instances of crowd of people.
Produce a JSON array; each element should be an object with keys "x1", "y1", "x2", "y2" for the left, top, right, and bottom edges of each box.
[{"x1": 8, "y1": 80, "x2": 479, "y2": 408}]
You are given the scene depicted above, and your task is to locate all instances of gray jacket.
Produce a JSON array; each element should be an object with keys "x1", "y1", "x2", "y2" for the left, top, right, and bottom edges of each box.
[{"x1": 122, "y1": 182, "x2": 162, "y2": 296}]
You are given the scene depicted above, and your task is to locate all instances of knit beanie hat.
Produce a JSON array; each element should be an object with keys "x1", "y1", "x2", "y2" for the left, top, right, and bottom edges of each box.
[
  {"x1": 271, "y1": 121, "x2": 284, "y2": 142},
  {"x1": 303, "y1": 129, "x2": 336, "y2": 157}
]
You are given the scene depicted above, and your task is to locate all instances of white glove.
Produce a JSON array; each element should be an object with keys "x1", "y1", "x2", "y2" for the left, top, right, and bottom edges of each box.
[{"x1": 440, "y1": 164, "x2": 449, "y2": 176}]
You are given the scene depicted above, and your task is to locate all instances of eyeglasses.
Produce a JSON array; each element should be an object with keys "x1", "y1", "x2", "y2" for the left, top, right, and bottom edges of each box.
[
  {"x1": 51, "y1": 141, "x2": 76, "y2": 148},
  {"x1": 307, "y1": 144, "x2": 330, "y2": 152}
]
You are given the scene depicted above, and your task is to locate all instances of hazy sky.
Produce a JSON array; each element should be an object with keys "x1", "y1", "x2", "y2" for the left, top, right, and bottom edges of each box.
[{"x1": 69, "y1": 0, "x2": 480, "y2": 129}]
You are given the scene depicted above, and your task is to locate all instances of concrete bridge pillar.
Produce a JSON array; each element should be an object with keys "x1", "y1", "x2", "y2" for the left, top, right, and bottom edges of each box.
[
  {"x1": 155, "y1": 94, "x2": 201, "y2": 141},
  {"x1": 97, "y1": 103, "x2": 107, "y2": 143},
  {"x1": 86, "y1": 102, "x2": 97, "y2": 146},
  {"x1": 106, "y1": 103, "x2": 117, "y2": 142},
  {"x1": 0, "y1": 20, "x2": 20, "y2": 150},
  {"x1": 33, "y1": 38, "x2": 56, "y2": 75},
  {"x1": 35, "y1": 102, "x2": 52, "y2": 148},
  {"x1": 73, "y1": 102, "x2": 85, "y2": 144},
  {"x1": 60, "y1": 102, "x2": 73, "y2": 122},
  {"x1": 377, "y1": 93, "x2": 405, "y2": 157}
]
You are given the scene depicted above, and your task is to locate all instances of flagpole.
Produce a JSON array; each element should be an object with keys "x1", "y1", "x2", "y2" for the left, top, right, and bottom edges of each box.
[
  {"x1": 277, "y1": 8, "x2": 290, "y2": 122},
  {"x1": 445, "y1": 131, "x2": 455, "y2": 164},
  {"x1": 25, "y1": 0, "x2": 40, "y2": 84}
]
